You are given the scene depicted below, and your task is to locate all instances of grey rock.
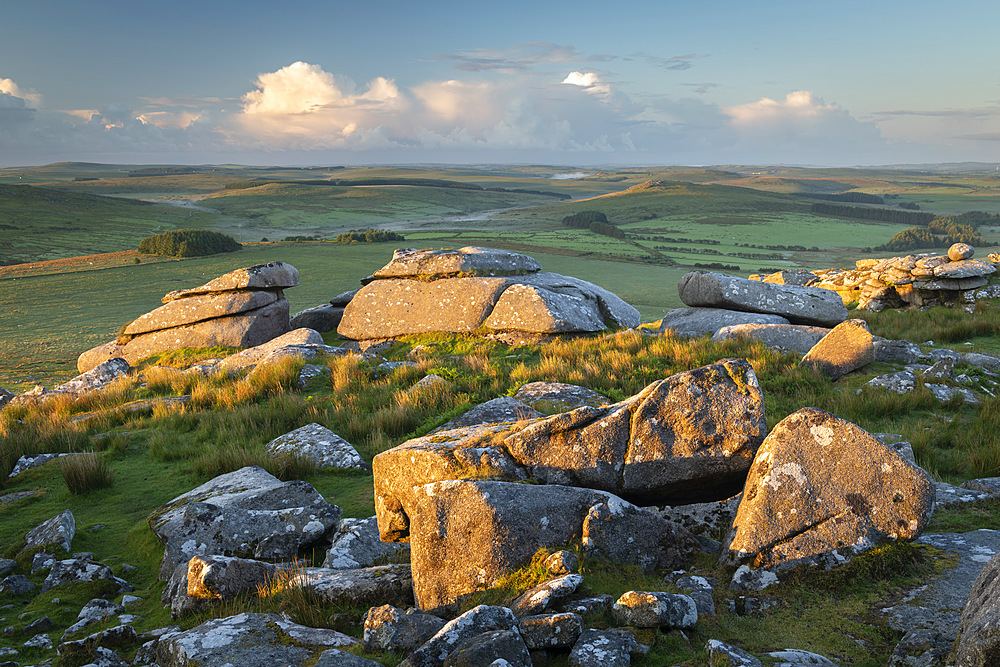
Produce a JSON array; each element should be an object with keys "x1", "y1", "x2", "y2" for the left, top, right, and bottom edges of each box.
[
  {"x1": 374, "y1": 247, "x2": 542, "y2": 279},
  {"x1": 124, "y1": 290, "x2": 280, "y2": 336},
  {"x1": 654, "y1": 495, "x2": 741, "y2": 545},
  {"x1": 25, "y1": 510, "x2": 75, "y2": 554},
  {"x1": 265, "y1": 423, "x2": 366, "y2": 470},
  {"x1": 290, "y1": 303, "x2": 345, "y2": 333},
  {"x1": 678, "y1": 270, "x2": 848, "y2": 327},
  {"x1": 431, "y1": 397, "x2": 543, "y2": 433},
  {"x1": 965, "y1": 352, "x2": 1000, "y2": 373},
  {"x1": 888, "y1": 629, "x2": 950, "y2": 667},
  {"x1": 23, "y1": 632, "x2": 52, "y2": 649},
  {"x1": 185, "y1": 555, "x2": 282, "y2": 602},
  {"x1": 923, "y1": 358, "x2": 955, "y2": 380},
  {"x1": 729, "y1": 596, "x2": 778, "y2": 615},
  {"x1": 0, "y1": 575, "x2": 34, "y2": 594},
  {"x1": 148, "y1": 465, "x2": 341, "y2": 580},
  {"x1": 866, "y1": 370, "x2": 918, "y2": 395},
  {"x1": 933, "y1": 258, "x2": 995, "y2": 279},
  {"x1": 218, "y1": 328, "x2": 325, "y2": 371},
  {"x1": 247, "y1": 344, "x2": 350, "y2": 377},
  {"x1": 766, "y1": 648, "x2": 837, "y2": 665},
  {"x1": 331, "y1": 289, "x2": 360, "y2": 307},
  {"x1": 612, "y1": 590, "x2": 697, "y2": 628},
  {"x1": 377, "y1": 361, "x2": 420, "y2": 375},
  {"x1": 442, "y1": 629, "x2": 531, "y2": 667},
  {"x1": 543, "y1": 550, "x2": 578, "y2": 575},
  {"x1": 298, "y1": 363, "x2": 332, "y2": 389},
  {"x1": 961, "y1": 478, "x2": 1000, "y2": 496},
  {"x1": 510, "y1": 574, "x2": 584, "y2": 618},
  {"x1": 54, "y1": 358, "x2": 130, "y2": 395},
  {"x1": 363, "y1": 605, "x2": 445, "y2": 654},
  {"x1": 512, "y1": 382, "x2": 609, "y2": 414},
  {"x1": 517, "y1": 272, "x2": 640, "y2": 328},
  {"x1": 484, "y1": 283, "x2": 606, "y2": 333},
  {"x1": 713, "y1": 323, "x2": 830, "y2": 353},
  {"x1": 153, "y1": 612, "x2": 357, "y2": 667},
  {"x1": 925, "y1": 383, "x2": 979, "y2": 404},
  {"x1": 935, "y1": 482, "x2": 992, "y2": 506},
  {"x1": 950, "y1": 243, "x2": 975, "y2": 261},
  {"x1": 875, "y1": 339, "x2": 925, "y2": 364},
  {"x1": 559, "y1": 595, "x2": 612, "y2": 617},
  {"x1": 23, "y1": 616, "x2": 53, "y2": 635},
  {"x1": 568, "y1": 628, "x2": 643, "y2": 667},
  {"x1": 0, "y1": 387, "x2": 13, "y2": 409},
  {"x1": 517, "y1": 612, "x2": 583, "y2": 649},
  {"x1": 800, "y1": 319, "x2": 874, "y2": 379},
  {"x1": 400, "y1": 605, "x2": 518, "y2": 667},
  {"x1": 291, "y1": 564, "x2": 413, "y2": 609},
  {"x1": 658, "y1": 307, "x2": 790, "y2": 337},
  {"x1": 162, "y1": 261, "x2": 300, "y2": 301},
  {"x1": 57, "y1": 624, "x2": 136, "y2": 665},
  {"x1": 32, "y1": 552, "x2": 57, "y2": 573},
  {"x1": 42, "y1": 557, "x2": 130, "y2": 594},
  {"x1": 0, "y1": 560, "x2": 15, "y2": 577},
  {"x1": 730, "y1": 565, "x2": 779, "y2": 592},
  {"x1": 314, "y1": 648, "x2": 385, "y2": 666},
  {"x1": 885, "y1": 530, "x2": 1000, "y2": 640},
  {"x1": 322, "y1": 517, "x2": 410, "y2": 570},
  {"x1": 63, "y1": 599, "x2": 125, "y2": 637},
  {"x1": 724, "y1": 408, "x2": 935, "y2": 568},
  {"x1": 706, "y1": 639, "x2": 763, "y2": 666},
  {"x1": 676, "y1": 575, "x2": 716, "y2": 615}
]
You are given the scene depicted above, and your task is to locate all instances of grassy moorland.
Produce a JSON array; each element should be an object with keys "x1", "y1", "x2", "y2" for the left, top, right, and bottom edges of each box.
[{"x1": 1, "y1": 311, "x2": 999, "y2": 665}]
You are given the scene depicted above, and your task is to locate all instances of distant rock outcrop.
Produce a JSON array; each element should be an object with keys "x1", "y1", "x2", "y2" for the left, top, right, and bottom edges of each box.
[
  {"x1": 337, "y1": 247, "x2": 640, "y2": 340},
  {"x1": 77, "y1": 261, "x2": 299, "y2": 372}
]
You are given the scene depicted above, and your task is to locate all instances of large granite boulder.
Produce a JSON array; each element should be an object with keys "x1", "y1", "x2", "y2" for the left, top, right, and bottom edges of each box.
[
  {"x1": 400, "y1": 604, "x2": 518, "y2": 667},
  {"x1": 723, "y1": 408, "x2": 935, "y2": 568},
  {"x1": 322, "y1": 516, "x2": 410, "y2": 569},
  {"x1": 407, "y1": 480, "x2": 697, "y2": 613},
  {"x1": 78, "y1": 262, "x2": 299, "y2": 371},
  {"x1": 678, "y1": 271, "x2": 848, "y2": 327},
  {"x1": 799, "y1": 319, "x2": 874, "y2": 379},
  {"x1": 264, "y1": 423, "x2": 367, "y2": 470},
  {"x1": 954, "y1": 548, "x2": 1000, "y2": 665},
  {"x1": 153, "y1": 612, "x2": 357, "y2": 667},
  {"x1": 290, "y1": 564, "x2": 414, "y2": 609},
  {"x1": 337, "y1": 247, "x2": 639, "y2": 340},
  {"x1": 374, "y1": 359, "x2": 766, "y2": 542},
  {"x1": 148, "y1": 466, "x2": 341, "y2": 581},
  {"x1": 657, "y1": 307, "x2": 790, "y2": 337},
  {"x1": 712, "y1": 323, "x2": 831, "y2": 354}
]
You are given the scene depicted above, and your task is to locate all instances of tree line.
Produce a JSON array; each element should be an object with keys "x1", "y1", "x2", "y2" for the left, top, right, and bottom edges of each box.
[{"x1": 138, "y1": 229, "x2": 240, "y2": 257}]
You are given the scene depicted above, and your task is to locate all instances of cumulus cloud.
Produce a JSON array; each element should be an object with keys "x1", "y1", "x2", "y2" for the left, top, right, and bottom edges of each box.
[{"x1": 0, "y1": 78, "x2": 42, "y2": 108}]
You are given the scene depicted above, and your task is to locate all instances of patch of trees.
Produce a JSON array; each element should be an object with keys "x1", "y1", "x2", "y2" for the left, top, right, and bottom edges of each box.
[
  {"x1": 560, "y1": 211, "x2": 626, "y2": 239},
  {"x1": 283, "y1": 235, "x2": 322, "y2": 241},
  {"x1": 138, "y1": 229, "x2": 240, "y2": 257},
  {"x1": 334, "y1": 230, "x2": 405, "y2": 243},
  {"x1": 952, "y1": 211, "x2": 1000, "y2": 228},
  {"x1": 128, "y1": 167, "x2": 199, "y2": 177},
  {"x1": 735, "y1": 243, "x2": 815, "y2": 252},
  {"x1": 878, "y1": 217, "x2": 984, "y2": 251},
  {"x1": 898, "y1": 202, "x2": 921, "y2": 210},
  {"x1": 653, "y1": 246, "x2": 722, "y2": 255},
  {"x1": 811, "y1": 203, "x2": 935, "y2": 225},
  {"x1": 635, "y1": 236, "x2": 720, "y2": 245},
  {"x1": 805, "y1": 192, "x2": 885, "y2": 205},
  {"x1": 72, "y1": 177, "x2": 100, "y2": 182},
  {"x1": 692, "y1": 262, "x2": 741, "y2": 271}
]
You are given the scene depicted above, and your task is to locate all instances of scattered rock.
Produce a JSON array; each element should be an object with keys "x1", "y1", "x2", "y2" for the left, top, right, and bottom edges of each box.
[
  {"x1": 874, "y1": 338, "x2": 925, "y2": 364},
  {"x1": 323, "y1": 517, "x2": 410, "y2": 570},
  {"x1": 442, "y1": 628, "x2": 532, "y2": 667},
  {"x1": 676, "y1": 575, "x2": 716, "y2": 616},
  {"x1": 400, "y1": 605, "x2": 518, "y2": 667},
  {"x1": 185, "y1": 555, "x2": 282, "y2": 602},
  {"x1": 612, "y1": 590, "x2": 697, "y2": 628},
  {"x1": 218, "y1": 328, "x2": 324, "y2": 371},
  {"x1": 961, "y1": 478, "x2": 1000, "y2": 496},
  {"x1": 290, "y1": 564, "x2": 414, "y2": 609},
  {"x1": 57, "y1": 624, "x2": 136, "y2": 665},
  {"x1": 866, "y1": 370, "x2": 918, "y2": 395},
  {"x1": 800, "y1": 319, "x2": 874, "y2": 379},
  {"x1": 887, "y1": 628, "x2": 950, "y2": 667},
  {"x1": 431, "y1": 397, "x2": 543, "y2": 433},
  {"x1": 290, "y1": 303, "x2": 346, "y2": 333},
  {"x1": 0, "y1": 575, "x2": 35, "y2": 595},
  {"x1": 265, "y1": 423, "x2": 367, "y2": 470},
  {"x1": 0, "y1": 560, "x2": 14, "y2": 578},
  {"x1": 543, "y1": 550, "x2": 578, "y2": 576},
  {"x1": 363, "y1": 605, "x2": 446, "y2": 654},
  {"x1": 24, "y1": 510, "x2": 75, "y2": 554},
  {"x1": 559, "y1": 595, "x2": 613, "y2": 618},
  {"x1": 510, "y1": 574, "x2": 584, "y2": 618},
  {"x1": 62, "y1": 599, "x2": 126, "y2": 638},
  {"x1": 705, "y1": 639, "x2": 763, "y2": 666},
  {"x1": 22, "y1": 616, "x2": 53, "y2": 635},
  {"x1": 712, "y1": 323, "x2": 831, "y2": 354},
  {"x1": 41, "y1": 556, "x2": 131, "y2": 594},
  {"x1": 765, "y1": 648, "x2": 837, "y2": 665},
  {"x1": 517, "y1": 612, "x2": 583, "y2": 649},
  {"x1": 568, "y1": 628, "x2": 645, "y2": 667}
]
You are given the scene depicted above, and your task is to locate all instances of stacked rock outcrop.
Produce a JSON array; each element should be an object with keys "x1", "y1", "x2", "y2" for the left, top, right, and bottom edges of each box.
[
  {"x1": 78, "y1": 261, "x2": 298, "y2": 372},
  {"x1": 810, "y1": 243, "x2": 997, "y2": 311},
  {"x1": 337, "y1": 247, "x2": 640, "y2": 340}
]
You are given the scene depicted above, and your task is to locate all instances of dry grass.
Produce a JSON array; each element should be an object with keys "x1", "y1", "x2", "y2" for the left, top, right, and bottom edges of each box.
[{"x1": 61, "y1": 452, "x2": 113, "y2": 494}]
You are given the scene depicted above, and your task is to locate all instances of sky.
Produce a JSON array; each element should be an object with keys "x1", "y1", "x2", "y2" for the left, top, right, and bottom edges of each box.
[{"x1": 2, "y1": 0, "x2": 999, "y2": 168}]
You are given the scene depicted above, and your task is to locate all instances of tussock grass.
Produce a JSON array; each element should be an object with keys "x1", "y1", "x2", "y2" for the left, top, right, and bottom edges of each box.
[{"x1": 61, "y1": 452, "x2": 114, "y2": 495}]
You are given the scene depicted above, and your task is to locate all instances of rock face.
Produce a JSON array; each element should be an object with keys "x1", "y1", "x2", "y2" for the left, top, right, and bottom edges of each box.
[
  {"x1": 724, "y1": 408, "x2": 935, "y2": 568},
  {"x1": 374, "y1": 359, "x2": 766, "y2": 543},
  {"x1": 953, "y1": 548, "x2": 1000, "y2": 665},
  {"x1": 78, "y1": 262, "x2": 299, "y2": 371},
  {"x1": 322, "y1": 516, "x2": 410, "y2": 570},
  {"x1": 337, "y1": 247, "x2": 639, "y2": 339},
  {"x1": 407, "y1": 480, "x2": 697, "y2": 613},
  {"x1": 811, "y1": 245, "x2": 997, "y2": 311},
  {"x1": 678, "y1": 271, "x2": 848, "y2": 327},
  {"x1": 148, "y1": 466, "x2": 341, "y2": 580}
]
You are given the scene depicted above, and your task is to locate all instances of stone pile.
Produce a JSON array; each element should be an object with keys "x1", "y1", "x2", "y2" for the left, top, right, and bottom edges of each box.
[
  {"x1": 809, "y1": 243, "x2": 997, "y2": 311},
  {"x1": 78, "y1": 261, "x2": 300, "y2": 372},
  {"x1": 337, "y1": 246, "x2": 640, "y2": 340}
]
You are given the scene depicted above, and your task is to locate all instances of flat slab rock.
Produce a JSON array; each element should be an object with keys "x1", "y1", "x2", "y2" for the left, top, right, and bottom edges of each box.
[
  {"x1": 123, "y1": 290, "x2": 280, "y2": 336},
  {"x1": 161, "y1": 261, "x2": 300, "y2": 302},
  {"x1": 512, "y1": 382, "x2": 609, "y2": 414},
  {"x1": 657, "y1": 307, "x2": 790, "y2": 337},
  {"x1": 712, "y1": 323, "x2": 831, "y2": 354},
  {"x1": 374, "y1": 246, "x2": 542, "y2": 278},
  {"x1": 153, "y1": 612, "x2": 357, "y2": 667},
  {"x1": 291, "y1": 564, "x2": 414, "y2": 609},
  {"x1": 884, "y1": 529, "x2": 1000, "y2": 641}
]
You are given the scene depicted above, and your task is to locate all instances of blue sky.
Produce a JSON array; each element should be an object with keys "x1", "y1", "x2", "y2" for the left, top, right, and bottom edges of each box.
[{"x1": 2, "y1": 0, "x2": 999, "y2": 167}]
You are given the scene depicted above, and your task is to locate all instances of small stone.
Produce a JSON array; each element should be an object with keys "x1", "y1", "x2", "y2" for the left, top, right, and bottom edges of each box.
[
  {"x1": 730, "y1": 565, "x2": 779, "y2": 592},
  {"x1": 706, "y1": 639, "x2": 763, "y2": 666},
  {"x1": 612, "y1": 590, "x2": 697, "y2": 628},
  {"x1": 949, "y1": 243, "x2": 975, "y2": 261},
  {"x1": 543, "y1": 551, "x2": 578, "y2": 575}
]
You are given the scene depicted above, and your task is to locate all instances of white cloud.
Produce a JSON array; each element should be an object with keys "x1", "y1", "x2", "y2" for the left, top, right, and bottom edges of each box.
[
  {"x1": 0, "y1": 78, "x2": 42, "y2": 108},
  {"x1": 562, "y1": 71, "x2": 612, "y2": 98}
]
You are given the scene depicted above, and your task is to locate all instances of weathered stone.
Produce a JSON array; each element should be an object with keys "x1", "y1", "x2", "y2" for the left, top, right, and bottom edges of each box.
[
  {"x1": 62, "y1": 598, "x2": 126, "y2": 637},
  {"x1": 431, "y1": 397, "x2": 543, "y2": 433},
  {"x1": 933, "y1": 258, "x2": 996, "y2": 279},
  {"x1": 484, "y1": 283, "x2": 606, "y2": 332},
  {"x1": 57, "y1": 624, "x2": 136, "y2": 665},
  {"x1": 409, "y1": 374, "x2": 452, "y2": 395},
  {"x1": 22, "y1": 616, "x2": 53, "y2": 635},
  {"x1": 513, "y1": 382, "x2": 609, "y2": 414},
  {"x1": 559, "y1": 595, "x2": 613, "y2": 617},
  {"x1": 54, "y1": 358, "x2": 130, "y2": 395},
  {"x1": 153, "y1": 612, "x2": 357, "y2": 667},
  {"x1": 375, "y1": 361, "x2": 765, "y2": 543},
  {"x1": 568, "y1": 629, "x2": 643, "y2": 667},
  {"x1": 121, "y1": 299, "x2": 291, "y2": 364},
  {"x1": 339, "y1": 277, "x2": 514, "y2": 340},
  {"x1": 247, "y1": 344, "x2": 350, "y2": 378},
  {"x1": 442, "y1": 628, "x2": 531, "y2": 667},
  {"x1": 374, "y1": 247, "x2": 542, "y2": 279},
  {"x1": 363, "y1": 605, "x2": 445, "y2": 654},
  {"x1": 654, "y1": 495, "x2": 741, "y2": 550},
  {"x1": 314, "y1": 648, "x2": 385, "y2": 666},
  {"x1": 7, "y1": 453, "x2": 79, "y2": 480},
  {"x1": 923, "y1": 358, "x2": 955, "y2": 381},
  {"x1": 676, "y1": 575, "x2": 716, "y2": 616},
  {"x1": 866, "y1": 370, "x2": 918, "y2": 395},
  {"x1": 964, "y1": 352, "x2": 1000, "y2": 373},
  {"x1": 77, "y1": 341, "x2": 127, "y2": 374},
  {"x1": 298, "y1": 363, "x2": 332, "y2": 389},
  {"x1": 800, "y1": 319, "x2": 874, "y2": 379},
  {"x1": 678, "y1": 271, "x2": 848, "y2": 327},
  {"x1": 41, "y1": 557, "x2": 130, "y2": 594},
  {"x1": 400, "y1": 605, "x2": 518, "y2": 667},
  {"x1": 265, "y1": 423, "x2": 366, "y2": 470},
  {"x1": 612, "y1": 590, "x2": 697, "y2": 628},
  {"x1": 886, "y1": 530, "x2": 1000, "y2": 641},
  {"x1": 926, "y1": 383, "x2": 979, "y2": 404},
  {"x1": 954, "y1": 546, "x2": 1000, "y2": 664},
  {"x1": 950, "y1": 243, "x2": 975, "y2": 261},
  {"x1": 186, "y1": 555, "x2": 282, "y2": 601},
  {"x1": 162, "y1": 261, "x2": 300, "y2": 301},
  {"x1": 705, "y1": 639, "x2": 763, "y2": 667},
  {"x1": 510, "y1": 574, "x2": 584, "y2": 618},
  {"x1": 124, "y1": 290, "x2": 280, "y2": 336},
  {"x1": 290, "y1": 303, "x2": 345, "y2": 333},
  {"x1": 658, "y1": 307, "x2": 790, "y2": 337},
  {"x1": 291, "y1": 564, "x2": 413, "y2": 609},
  {"x1": 517, "y1": 612, "x2": 583, "y2": 649},
  {"x1": 961, "y1": 478, "x2": 1000, "y2": 497},
  {"x1": 23, "y1": 632, "x2": 53, "y2": 649},
  {"x1": 730, "y1": 565, "x2": 779, "y2": 592},
  {"x1": 515, "y1": 272, "x2": 640, "y2": 329},
  {"x1": 0, "y1": 559, "x2": 14, "y2": 577},
  {"x1": 724, "y1": 408, "x2": 935, "y2": 568},
  {"x1": 761, "y1": 269, "x2": 818, "y2": 286},
  {"x1": 408, "y1": 481, "x2": 696, "y2": 613},
  {"x1": 148, "y1": 466, "x2": 341, "y2": 580},
  {"x1": 218, "y1": 328, "x2": 325, "y2": 371},
  {"x1": 887, "y1": 629, "x2": 950, "y2": 667},
  {"x1": 874, "y1": 339, "x2": 924, "y2": 364},
  {"x1": 713, "y1": 323, "x2": 830, "y2": 354},
  {"x1": 0, "y1": 574, "x2": 35, "y2": 594},
  {"x1": 544, "y1": 550, "x2": 578, "y2": 575},
  {"x1": 24, "y1": 510, "x2": 75, "y2": 554},
  {"x1": 323, "y1": 517, "x2": 410, "y2": 570},
  {"x1": 765, "y1": 648, "x2": 837, "y2": 665}
]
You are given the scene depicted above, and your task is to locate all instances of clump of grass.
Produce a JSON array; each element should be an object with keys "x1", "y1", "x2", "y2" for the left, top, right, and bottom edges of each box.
[{"x1": 61, "y1": 452, "x2": 113, "y2": 494}]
